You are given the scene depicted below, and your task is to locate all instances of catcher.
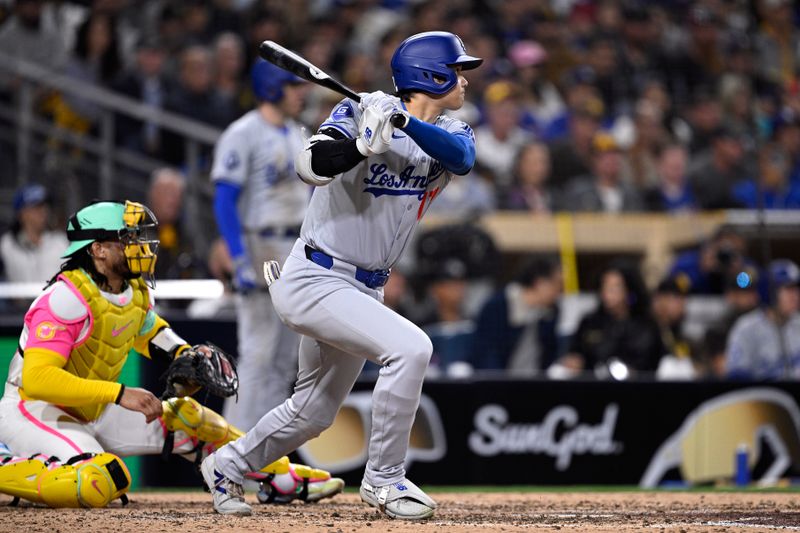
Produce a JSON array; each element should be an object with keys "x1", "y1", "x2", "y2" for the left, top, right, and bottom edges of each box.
[{"x1": 0, "y1": 200, "x2": 343, "y2": 511}]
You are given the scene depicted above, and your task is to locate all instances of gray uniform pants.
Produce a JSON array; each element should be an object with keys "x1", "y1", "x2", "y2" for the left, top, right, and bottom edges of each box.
[
  {"x1": 216, "y1": 239, "x2": 433, "y2": 487},
  {"x1": 222, "y1": 235, "x2": 299, "y2": 431}
]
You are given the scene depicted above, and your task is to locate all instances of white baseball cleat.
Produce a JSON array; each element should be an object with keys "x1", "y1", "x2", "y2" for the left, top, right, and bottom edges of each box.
[
  {"x1": 201, "y1": 453, "x2": 252, "y2": 516},
  {"x1": 360, "y1": 478, "x2": 437, "y2": 520}
]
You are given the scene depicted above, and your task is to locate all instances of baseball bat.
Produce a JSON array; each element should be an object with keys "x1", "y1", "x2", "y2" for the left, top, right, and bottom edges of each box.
[{"x1": 258, "y1": 40, "x2": 406, "y2": 127}]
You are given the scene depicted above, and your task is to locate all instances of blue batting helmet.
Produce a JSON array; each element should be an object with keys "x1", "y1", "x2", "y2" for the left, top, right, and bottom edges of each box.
[
  {"x1": 251, "y1": 59, "x2": 303, "y2": 103},
  {"x1": 391, "y1": 31, "x2": 483, "y2": 95}
]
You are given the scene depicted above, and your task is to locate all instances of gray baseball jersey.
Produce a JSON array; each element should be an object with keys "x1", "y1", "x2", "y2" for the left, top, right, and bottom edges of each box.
[
  {"x1": 211, "y1": 110, "x2": 307, "y2": 229},
  {"x1": 301, "y1": 99, "x2": 474, "y2": 271},
  {"x1": 215, "y1": 97, "x2": 478, "y2": 490},
  {"x1": 726, "y1": 309, "x2": 800, "y2": 379}
]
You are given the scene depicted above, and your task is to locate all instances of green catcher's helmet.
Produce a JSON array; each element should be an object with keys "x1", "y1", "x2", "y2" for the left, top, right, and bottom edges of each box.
[{"x1": 63, "y1": 201, "x2": 160, "y2": 286}]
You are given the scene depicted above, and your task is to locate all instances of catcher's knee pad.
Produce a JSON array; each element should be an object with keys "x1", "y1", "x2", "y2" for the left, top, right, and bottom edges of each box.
[
  {"x1": 161, "y1": 396, "x2": 243, "y2": 448},
  {"x1": 0, "y1": 452, "x2": 130, "y2": 508}
]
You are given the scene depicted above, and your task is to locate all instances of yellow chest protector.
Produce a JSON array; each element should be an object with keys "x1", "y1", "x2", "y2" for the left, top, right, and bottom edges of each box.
[{"x1": 59, "y1": 269, "x2": 149, "y2": 421}]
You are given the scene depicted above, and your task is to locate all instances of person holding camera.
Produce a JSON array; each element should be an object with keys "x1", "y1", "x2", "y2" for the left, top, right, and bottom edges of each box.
[{"x1": 668, "y1": 225, "x2": 754, "y2": 295}]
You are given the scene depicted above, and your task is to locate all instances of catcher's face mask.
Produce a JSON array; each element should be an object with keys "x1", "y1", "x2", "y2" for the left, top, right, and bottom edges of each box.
[{"x1": 120, "y1": 201, "x2": 159, "y2": 287}]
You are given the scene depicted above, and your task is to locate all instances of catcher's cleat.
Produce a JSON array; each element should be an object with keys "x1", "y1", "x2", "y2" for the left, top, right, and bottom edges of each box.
[
  {"x1": 360, "y1": 478, "x2": 436, "y2": 520},
  {"x1": 254, "y1": 461, "x2": 345, "y2": 504},
  {"x1": 200, "y1": 453, "x2": 251, "y2": 516}
]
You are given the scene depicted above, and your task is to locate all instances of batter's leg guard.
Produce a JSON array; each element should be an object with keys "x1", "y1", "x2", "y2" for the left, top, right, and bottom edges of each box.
[
  {"x1": 162, "y1": 397, "x2": 344, "y2": 502},
  {"x1": 0, "y1": 452, "x2": 130, "y2": 508}
]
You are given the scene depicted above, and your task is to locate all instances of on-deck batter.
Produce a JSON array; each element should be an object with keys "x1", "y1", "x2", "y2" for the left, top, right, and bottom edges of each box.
[
  {"x1": 202, "y1": 31, "x2": 482, "y2": 520},
  {"x1": 211, "y1": 60, "x2": 309, "y2": 431}
]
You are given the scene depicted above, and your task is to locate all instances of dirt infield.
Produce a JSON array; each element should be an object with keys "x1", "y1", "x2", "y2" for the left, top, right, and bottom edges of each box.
[{"x1": 2, "y1": 490, "x2": 799, "y2": 532}]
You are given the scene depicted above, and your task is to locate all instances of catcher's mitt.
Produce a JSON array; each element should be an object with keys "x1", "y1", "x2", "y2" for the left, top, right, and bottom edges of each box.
[{"x1": 160, "y1": 342, "x2": 239, "y2": 400}]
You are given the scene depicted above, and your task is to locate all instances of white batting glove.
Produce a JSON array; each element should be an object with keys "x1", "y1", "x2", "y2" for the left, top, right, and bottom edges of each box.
[
  {"x1": 359, "y1": 91, "x2": 402, "y2": 114},
  {"x1": 263, "y1": 260, "x2": 281, "y2": 287},
  {"x1": 356, "y1": 106, "x2": 393, "y2": 156}
]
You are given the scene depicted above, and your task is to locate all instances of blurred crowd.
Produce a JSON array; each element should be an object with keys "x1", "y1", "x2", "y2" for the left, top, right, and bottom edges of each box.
[
  {"x1": 2, "y1": 0, "x2": 800, "y2": 211},
  {"x1": 1, "y1": 0, "x2": 800, "y2": 381}
]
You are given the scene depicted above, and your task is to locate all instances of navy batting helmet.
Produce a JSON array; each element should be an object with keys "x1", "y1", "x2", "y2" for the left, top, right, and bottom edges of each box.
[
  {"x1": 391, "y1": 31, "x2": 483, "y2": 95},
  {"x1": 251, "y1": 59, "x2": 303, "y2": 103}
]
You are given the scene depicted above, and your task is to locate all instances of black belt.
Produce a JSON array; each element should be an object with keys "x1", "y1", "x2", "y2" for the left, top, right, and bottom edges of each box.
[
  {"x1": 304, "y1": 245, "x2": 390, "y2": 289},
  {"x1": 257, "y1": 225, "x2": 302, "y2": 238}
]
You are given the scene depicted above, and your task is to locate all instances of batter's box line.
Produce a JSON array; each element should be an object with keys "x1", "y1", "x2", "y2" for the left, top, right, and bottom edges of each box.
[{"x1": 648, "y1": 520, "x2": 800, "y2": 530}]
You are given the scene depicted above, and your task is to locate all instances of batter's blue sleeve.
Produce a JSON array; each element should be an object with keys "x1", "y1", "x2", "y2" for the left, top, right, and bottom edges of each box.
[
  {"x1": 403, "y1": 116, "x2": 476, "y2": 175},
  {"x1": 213, "y1": 182, "x2": 246, "y2": 259}
]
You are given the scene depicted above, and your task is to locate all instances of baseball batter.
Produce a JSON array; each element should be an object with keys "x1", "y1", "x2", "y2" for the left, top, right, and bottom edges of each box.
[
  {"x1": 0, "y1": 200, "x2": 342, "y2": 510},
  {"x1": 203, "y1": 32, "x2": 482, "y2": 519},
  {"x1": 212, "y1": 59, "x2": 309, "y2": 431}
]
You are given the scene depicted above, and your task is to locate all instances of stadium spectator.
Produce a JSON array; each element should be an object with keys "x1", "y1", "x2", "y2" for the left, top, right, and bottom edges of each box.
[
  {"x1": 703, "y1": 266, "x2": 764, "y2": 348},
  {"x1": 112, "y1": 34, "x2": 170, "y2": 158},
  {"x1": 772, "y1": 109, "x2": 800, "y2": 183},
  {"x1": 657, "y1": 5, "x2": 725, "y2": 108},
  {"x1": 145, "y1": 168, "x2": 198, "y2": 280},
  {"x1": 0, "y1": 0, "x2": 67, "y2": 91},
  {"x1": 417, "y1": 259, "x2": 476, "y2": 374},
  {"x1": 754, "y1": 0, "x2": 799, "y2": 87},
  {"x1": 166, "y1": 45, "x2": 237, "y2": 128},
  {"x1": 734, "y1": 142, "x2": 800, "y2": 209},
  {"x1": 623, "y1": 99, "x2": 672, "y2": 191},
  {"x1": 0, "y1": 184, "x2": 68, "y2": 284},
  {"x1": 549, "y1": 262, "x2": 664, "y2": 379},
  {"x1": 474, "y1": 80, "x2": 533, "y2": 195},
  {"x1": 508, "y1": 40, "x2": 564, "y2": 136},
  {"x1": 560, "y1": 132, "x2": 644, "y2": 212},
  {"x1": 719, "y1": 76, "x2": 758, "y2": 143},
  {"x1": 687, "y1": 125, "x2": 749, "y2": 209},
  {"x1": 669, "y1": 225, "x2": 752, "y2": 295},
  {"x1": 504, "y1": 142, "x2": 555, "y2": 212},
  {"x1": 651, "y1": 274, "x2": 696, "y2": 379},
  {"x1": 616, "y1": 2, "x2": 659, "y2": 106},
  {"x1": 161, "y1": 45, "x2": 238, "y2": 164},
  {"x1": 212, "y1": 32, "x2": 246, "y2": 116},
  {"x1": 683, "y1": 90, "x2": 724, "y2": 155},
  {"x1": 643, "y1": 143, "x2": 696, "y2": 213},
  {"x1": 470, "y1": 257, "x2": 562, "y2": 376},
  {"x1": 425, "y1": 167, "x2": 496, "y2": 218},
  {"x1": 61, "y1": 12, "x2": 122, "y2": 128},
  {"x1": 726, "y1": 259, "x2": 800, "y2": 380},
  {"x1": 585, "y1": 35, "x2": 631, "y2": 118},
  {"x1": 546, "y1": 93, "x2": 604, "y2": 190}
]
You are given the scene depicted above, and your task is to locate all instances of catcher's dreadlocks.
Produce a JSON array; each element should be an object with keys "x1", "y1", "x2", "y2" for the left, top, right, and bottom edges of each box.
[{"x1": 46, "y1": 248, "x2": 111, "y2": 291}]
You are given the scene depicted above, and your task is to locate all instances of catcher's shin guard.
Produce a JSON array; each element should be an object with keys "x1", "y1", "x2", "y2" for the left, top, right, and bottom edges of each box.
[
  {"x1": 0, "y1": 452, "x2": 130, "y2": 508},
  {"x1": 160, "y1": 397, "x2": 309, "y2": 478}
]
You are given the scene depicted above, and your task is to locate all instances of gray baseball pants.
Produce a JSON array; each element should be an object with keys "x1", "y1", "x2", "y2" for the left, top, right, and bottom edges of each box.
[{"x1": 215, "y1": 239, "x2": 432, "y2": 487}]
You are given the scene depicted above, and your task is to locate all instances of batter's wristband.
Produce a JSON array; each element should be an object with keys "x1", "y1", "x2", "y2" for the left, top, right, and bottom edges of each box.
[{"x1": 115, "y1": 384, "x2": 126, "y2": 405}]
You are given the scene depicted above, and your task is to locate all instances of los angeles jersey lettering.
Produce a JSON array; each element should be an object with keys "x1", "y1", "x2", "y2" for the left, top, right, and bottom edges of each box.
[{"x1": 303, "y1": 98, "x2": 473, "y2": 271}]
